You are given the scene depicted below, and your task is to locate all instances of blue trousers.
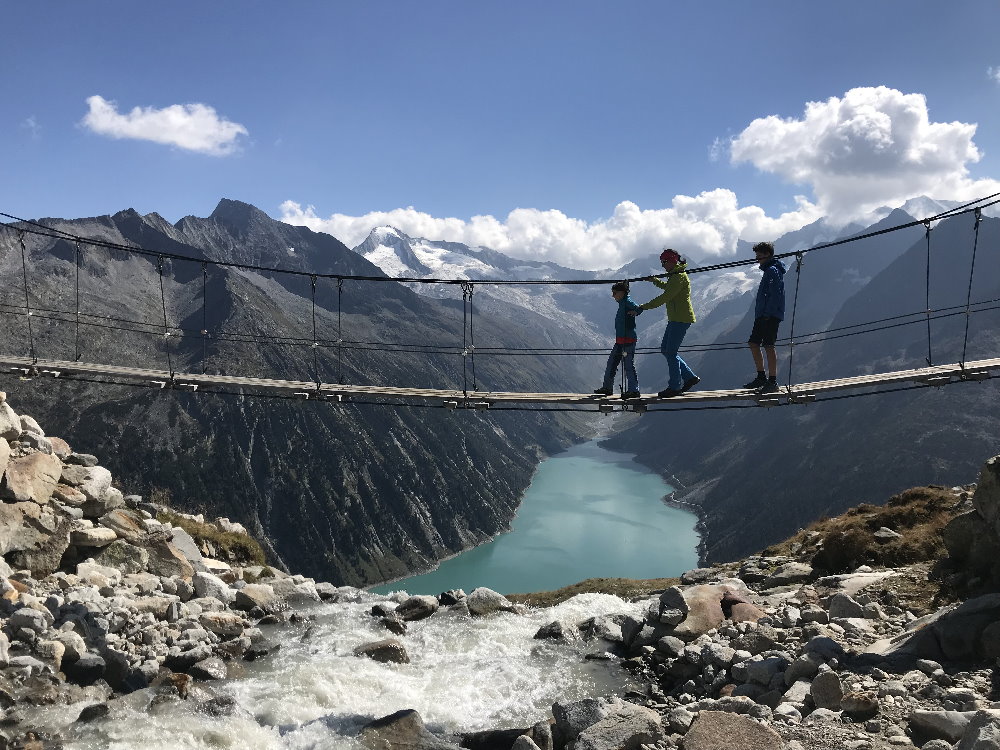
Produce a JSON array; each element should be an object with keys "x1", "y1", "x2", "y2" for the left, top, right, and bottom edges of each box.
[
  {"x1": 661, "y1": 321, "x2": 696, "y2": 390},
  {"x1": 602, "y1": 343, "x2": 638, "y2": 392}
]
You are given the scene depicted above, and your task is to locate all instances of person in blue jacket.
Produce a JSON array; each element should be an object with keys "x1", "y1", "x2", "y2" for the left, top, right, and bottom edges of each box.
[
  {"x1": 743, "y1": 241, "x2": 786, "y2": 394},
  {"x1": 593, "y1": 280, "x2": 642, "y2": 399}
]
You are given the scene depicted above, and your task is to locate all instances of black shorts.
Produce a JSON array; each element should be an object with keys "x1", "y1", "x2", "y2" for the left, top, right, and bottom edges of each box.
[{"x1": 748, "y1": 316, "x2": 781, "y2": 346}]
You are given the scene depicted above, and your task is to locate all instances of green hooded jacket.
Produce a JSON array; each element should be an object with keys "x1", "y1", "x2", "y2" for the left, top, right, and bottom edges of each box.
[{"x1": 639, "y1": 263, "x2": 696, "y2": 323}]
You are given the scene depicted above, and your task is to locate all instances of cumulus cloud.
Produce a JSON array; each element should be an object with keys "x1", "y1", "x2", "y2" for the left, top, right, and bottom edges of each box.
[
  {"x1": 281, "y1": 86, "x2": 998, "y2": 270},
  {"x1": 80, "y1": 95, "x2": 248, "y2": 156},
  {"x1": 21, "y1": 116, "x2": 40, "y2": 139},
  {"x1": 730, "y1": 86, "x2": 1000, "y2": 223},
  {"x1": 280, "y1": 191, "x2": 821, "y2": 270},
  {"x1": 990, "y1": 66, "x2": 1000, "y2": 83}
]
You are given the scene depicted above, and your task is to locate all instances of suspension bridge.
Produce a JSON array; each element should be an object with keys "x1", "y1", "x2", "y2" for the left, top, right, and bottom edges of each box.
[{"x1": 1, "y1": 197, "x2": 998, "y2": 414}]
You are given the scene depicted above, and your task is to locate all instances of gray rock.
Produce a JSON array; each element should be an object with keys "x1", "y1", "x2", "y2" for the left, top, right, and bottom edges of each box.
[
  {"x1": 666, "y1": 706, "x2": 694, "y2": 733},
  {"x1": 841, "y1": 690, "x2": 879, "y2": 720},
  {"x1": 354, "y1": 639, "x2": 409, "y2": 664},
  {"x1": 811, "y1": 670, "x2": 844, "y2": 710},
  {"x1": 908, "y1": 710, "x2": 986, "y2": 742},
  {"x1": 828, "y1": 592, "x2": 867, "y2": 619},
  {"x1": 553, "y1": 698, "x2": 611, "y2": 741},
  {"x1": 189, "y1": 657, "x2": 227, "y2": 680},
  {"x1": 573, "y1": 702, "x2": 663, "y2": 750},
  {"x1": 957, "y1": 715, "x2": 1000, "y2": 750},
  {"x1": 71, "y1": 527, "x2": 119, "y2": 547},
  {"x1": 0, "y1": 402, "x2": 22, "y2": 440},
  {"x1": 760, "y1": 562, "x2": 813, "y2": 589},
  {"x1": 534, "y1": 620, "x2": 580, "y2": 642},
  {"x1": 466, "y1": 587, "x2": 514, "y2": 616},
  {"x1": 193, "y1": 572, "x2": 236, "y2": 605},
  {"x1": 93, "y1": 540, "x2": 150, "y2": 574},
  {"x1": 1, "y1": 452, "x2": 62, "y2": 504},
  {"x1": 395, "y1": 595, "x2": 440, "y2": 621},
  {"x1": 682, "y1": 710, "x2": 785, "y2": 750},
  {"x1": 360, "y1": 709, "x2": 460, "y2": 750}
]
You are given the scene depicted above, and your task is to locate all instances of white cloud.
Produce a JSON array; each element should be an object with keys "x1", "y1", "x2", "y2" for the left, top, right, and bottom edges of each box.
[
  {"x1": 990, "y1": 66, "x2": 1000, "y2": 83},
  {"x1": 280, "y1": 191, "x2": 821, "y2": 271},
  {"x1": 729, "y1": 86, "x2": 1000, "y2": 223},
  {"x1": 281, "y1": 86, "x2": 999, "y2": 270},
  {"x1": 80, "y1": 95, "x2": 248, "y2": 156},
  {"x1": 21, "y1": 116, "x2": 40, "y2": 139}
]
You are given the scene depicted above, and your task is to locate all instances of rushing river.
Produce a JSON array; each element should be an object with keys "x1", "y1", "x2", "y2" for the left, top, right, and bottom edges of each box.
[{"x1": 374, "y1": 437, "x2": 701, "y2": 596}]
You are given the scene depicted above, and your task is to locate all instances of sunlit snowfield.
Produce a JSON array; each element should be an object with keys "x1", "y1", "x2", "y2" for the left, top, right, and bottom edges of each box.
[{"x1": 25, "y1": 592, "x2": 642, "y2": 749}]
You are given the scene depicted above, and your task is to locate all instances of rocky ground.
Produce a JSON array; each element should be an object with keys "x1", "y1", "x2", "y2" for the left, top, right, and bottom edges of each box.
[{"x1": 3, "y1": 385, "x2": 1000, "y2": 750}]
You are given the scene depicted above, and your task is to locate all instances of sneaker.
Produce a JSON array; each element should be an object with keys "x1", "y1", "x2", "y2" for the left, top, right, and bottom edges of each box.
[
  {"x1": 758, "y1": 380, "x2": 781, "y2": 394},
  {"x1": 681, "y1": 376, "x2": 700, "y2": 393},
  {"x1": 622, "y1": 390, "x2": 641, "y2": 400},
  {"x1": 743, "y1": 374, "x2": 768, "y2": 390},
  {"x1": 592, "y1": 387, "x2": 612, "y2": 396},
  {"x1": 657, "y1": 388, "x2": 683, "y2": 398}
]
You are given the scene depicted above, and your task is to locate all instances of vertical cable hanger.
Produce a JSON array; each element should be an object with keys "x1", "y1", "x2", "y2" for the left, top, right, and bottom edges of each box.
[
  {"x1": 461, "y1": 282, "x2": 470, "y2": 397},
  {"x1": 156, "y1": 255, "x2": 174, "y2": 379},
  {"x1": 466, "y1": 282, "x2": 477, "y2": 392},
  {"x1": 310, "y1": 275, "x2": 321, "y2": 388},
  {"x1": 200, "y1": 262, "x2": 209, "y2": 374},
  {"x1": 16, "y1": 230, "x2": 36, "y2": 363},
  {"x1": 784, "y1": 253, "x2": 805, "y2": 393},
  {"x1": 960, "y1": 208, "x2": 982, "y2": 369},
  {"x1": 923, "y1": 221, "x2": 933, "y2": 366},
  {"x1": 336, "y1": 277, "x2": 345, "y2": 385},
  {"x1": 74, "y1": 241, "x2": 83, "y2": 362}
]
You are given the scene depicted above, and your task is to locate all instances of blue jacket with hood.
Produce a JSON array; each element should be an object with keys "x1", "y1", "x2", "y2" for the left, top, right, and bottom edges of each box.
[
  {"x1": 755, "y1": 258, "x2": 787, "y2": 320},
  {"x1": 614, "y1": 295, "x2": 643, "y2": 342}
]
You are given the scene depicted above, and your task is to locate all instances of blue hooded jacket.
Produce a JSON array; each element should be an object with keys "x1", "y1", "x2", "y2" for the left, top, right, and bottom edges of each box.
[
  {"x1": 614, "y1": 294, "x2": 643, "y2": 342},
  {"x1": 755, "y1": 258, "x2": 787, "y2": 320}
]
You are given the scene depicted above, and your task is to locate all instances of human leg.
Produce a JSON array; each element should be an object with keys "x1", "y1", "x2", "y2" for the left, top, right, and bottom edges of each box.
[
  {"x1": 661, "y1": 322, "x2": 692, "y2": 391},
  {"x1": 621, "y1": 343, "x2": 638, "y2": 395},
  {"x1": 601, "y1": 344, "x2": 623, "y2": 390}
]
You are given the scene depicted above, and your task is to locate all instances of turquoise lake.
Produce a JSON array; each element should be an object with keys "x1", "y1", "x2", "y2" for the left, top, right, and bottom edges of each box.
[{"x1": 372, "y1": 438, "x2": 701, "y2": 596}]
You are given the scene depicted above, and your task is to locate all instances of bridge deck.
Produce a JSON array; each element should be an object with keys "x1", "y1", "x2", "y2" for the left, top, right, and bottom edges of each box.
[{"x1": 1, "y1": 355, "x2": 997, "y2": 409}]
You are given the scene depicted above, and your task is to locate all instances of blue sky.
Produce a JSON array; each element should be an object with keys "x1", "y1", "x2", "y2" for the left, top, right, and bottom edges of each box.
[{"x1": 3, "y1": 1, "x2": 1000, "y2": 268}]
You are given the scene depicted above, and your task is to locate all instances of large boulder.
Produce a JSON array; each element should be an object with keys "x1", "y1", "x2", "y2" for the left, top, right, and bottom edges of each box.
[
  {"x1": 360, "y1": 709, "x2": 460, "y2": 750},
  {"x1": 7, "y1": 514, "x2": 72, "y2": 576},
  {"x1": 0, "y1": 402, "x2": 21, "y2": 440},
  {"x1": 0, "y1": 452, "x2": 62, "y2": 504},
  {"x1": 354, "y1": 639, "x2": 410, "y2": 664},
  {"x1": 395, "y1": 595, "x2": 439, "y2": 621},
  {"x1": 466, "y1": 587, "x2": 515, "y2": 616},
  {"x1": 671, "y1": 580, "x2": 756, "y2": 641},
  {"x1": 682, "y1": 711, "x2": 785, "y2": 750},
  {"x1": 867, "y1": 594, "x2": 1000, "y2": 662},
  {"x1": 573, "y1": 702, "x2": 662, "y2": 750}
]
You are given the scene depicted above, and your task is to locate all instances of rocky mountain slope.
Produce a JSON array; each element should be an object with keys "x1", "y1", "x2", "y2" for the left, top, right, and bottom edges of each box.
[{"x1": 0, "y1": 201, "x2": 595, "y2": 586}]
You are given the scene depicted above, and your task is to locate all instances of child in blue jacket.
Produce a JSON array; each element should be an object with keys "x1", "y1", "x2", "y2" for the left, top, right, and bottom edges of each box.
[
  {"x1": 743, "y1": 241, "x2": 786, "y2": 394},
  {"x1": 593, "y1": 281, "x2": 642, "y2": 399}
]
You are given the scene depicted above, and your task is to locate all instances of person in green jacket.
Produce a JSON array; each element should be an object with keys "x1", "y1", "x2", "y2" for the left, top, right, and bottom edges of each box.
[{"x1": 633, "y1": 248, "x2": 700, "y2": 398}]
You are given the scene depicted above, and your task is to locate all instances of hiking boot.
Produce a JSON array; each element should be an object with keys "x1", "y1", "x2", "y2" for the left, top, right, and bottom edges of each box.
[
  {"x1": 743, "y1": 374, "x2": 768, "y2": 390},
  {"x1": 592, "y1": 387, "x2": 612, "y2": 396},
  {"x1": 657, "y1": 388, "x2": 683, "y2": 398},
  {"x1": 682, "y1": 376, "x2": 700, "y2": 393},
  {"x1": 758, "y1": 380, "x2": 780, "y2": 394},
  {"x1": 622, "y1": 390, "x2": 641, "y2": 400}
]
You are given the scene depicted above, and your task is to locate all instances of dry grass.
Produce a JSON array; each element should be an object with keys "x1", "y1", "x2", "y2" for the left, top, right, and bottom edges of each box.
[
  {"x1": 762, "y1": 485, "x2": 959, "y2": 575},
  {"x1": 506, "y1": 576, "x2": 680, "y2": 608},
  {"x1": 157, "y1": 510, "x2": 266, "y2": 566}
]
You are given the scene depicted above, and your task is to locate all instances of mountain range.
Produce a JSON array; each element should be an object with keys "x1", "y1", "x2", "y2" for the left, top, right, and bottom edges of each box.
[{"x1": 1, "y1": 195, "x2": 997, "y2": 586}]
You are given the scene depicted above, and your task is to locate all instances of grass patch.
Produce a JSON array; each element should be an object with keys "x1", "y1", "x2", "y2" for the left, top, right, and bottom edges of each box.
[
  {"x1": 157, "y1": 510, "x2": 266, "y2": 566},
  {"x1": 762, "y1": 485, "x2": 958, "y2": 575},
  {"x1": 506, "y1": 576, "x2": 680, "y2": 608}
]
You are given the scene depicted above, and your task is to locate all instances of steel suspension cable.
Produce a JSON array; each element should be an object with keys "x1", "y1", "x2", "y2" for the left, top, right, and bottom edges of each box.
[
  {"x1": 785, "y1": 253, "x2": 804, "y2": 392},
  {"x1": 924, "y1": 221, "x2": 934, "y2": 366},
  {"x1": 961, "y1": 208, "x2": 983, "y2": 367},
  {"x1": 156, "y1": 255, "x2": 174, "y2": 378},
  {"x1": 16, "y1": 230, "x2": 36, "y2": 362}
]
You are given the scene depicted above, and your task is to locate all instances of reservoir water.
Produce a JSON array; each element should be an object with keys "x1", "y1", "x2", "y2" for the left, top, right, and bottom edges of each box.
[{"x1": 374, "y1": 437, "x2": 701, "y2": 596}]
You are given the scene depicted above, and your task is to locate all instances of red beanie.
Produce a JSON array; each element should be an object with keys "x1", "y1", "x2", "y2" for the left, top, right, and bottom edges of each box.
[{"x1": 660, "y1": 248, "x2": 681, "y2": 262}]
